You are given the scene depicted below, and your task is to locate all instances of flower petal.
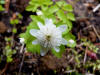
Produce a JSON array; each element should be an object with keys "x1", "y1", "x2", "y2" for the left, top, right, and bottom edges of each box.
[
  {"x1": 57, "y1": 25, "x2": 67, "y2": 32},
  {"x1": 45, "y1": 18, "x2": 53, "y2": 26},
  {"x1": 61, "y1": 38, "x2": 67, "y2": 45},
  {"x1": 36, "y1": 11, "x2": 43, "y2": 15},
  {"x1": 54, "y1": 46, "x2": 60, "y2": 52},
  {"x1": 19, "y1": 38, "x2": 25, "y2": 43},
  {"x1": 30, "y1": 29, "x2": 39, "y2": 37},
  {"x1": 45, "y1": 19, "x2": 52, "y2": 24},
  {"x1": 32, "y1": 40, "x2": 38, "y2": 45},
  {"x1": 37, "y1": 22, "x2": 44, "y2": 29},
  {"x1": 69, "y1": 39, "x2": 74, "y2": 44},
  {"x1": 40, "y1": 47, "x2": 48, "y2": 56}
]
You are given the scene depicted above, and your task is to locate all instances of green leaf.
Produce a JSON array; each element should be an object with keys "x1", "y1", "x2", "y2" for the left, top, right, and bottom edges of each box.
[
  {"x1": 7, "y1": 56, "x2": 13, "y2": 62},
  {"x1": 0, "y1": 0, "x2": 5, "y2": 4},
  {"x1": 20, "y1": 30, "x2": 40, "y2": 54},
  {"x1": 10, "y1": 19, "x2": 19, "y2": 25},
  {"x1": 56, "y1": 10, "x2": 67, "y2": 22},
  {"x1": 43, "y1": 0, "x2": 53, "y2": 5},
  {"x1": 47, "y1": 14, "x2": 57, "y2": 23},
  {"x1": 48, "y1": 5, "x2": 59, "y2": 14},
  {"x1": 63, "y1": 4, "x2": 73, "y2": 12},
  {"x1": 64, "y1": 32, "x2": 75, "y2": 40},
  {"x1": 64, "y1": 33, "x2": 76, "y2": 48},
  {"x1": 0, "y1": 5, "x2": 4, "y2": 11},
  {"x1": 56, "y1": 21, "x2": 65, "y2": 27},
  {"x1": 52, "y1": 45, "x2": 65, "y2": 58},
  {"x1": 12, "y1": 28, "x2": 17, "y2": 33},
  {"x1": 26, "y1": 5, "x2": 38, "y2": 12},
  {"x1": 65, "y1": 19, "x2": 72, "y2": 30},
  {"x1": 20, "y1": 29, "x2": 35, "y2": 43},
  {"x1": 26, "y1": 43, "x2": 40, "y2": 54},
  {"x1": 17, "y1": 13, "x2": 23, "y2": 19},
  {"x1": 56, "y1": 1, "x2": 66, "y2": 7},
  {"x1": 29, "y1": 0, "x2": 38, "y2": 5},
  {"x1": 30, "y1": 15, "x2": 44, "y2": 23},
  {"x1": 5, "y1": 37, "x2": 12, "y2": 42},
  {"x1": 41, "y1": 5, "x2": 48, "y2": 11},
  {"x1": 14, "y1": 19, "x2": 19, "y2": 24},
  {"x1": 20, "y1": 20, "x2": 41, "y2": 54},
  {"x1": 66, "y1": 12, "x2": 75, "y2": 21}
]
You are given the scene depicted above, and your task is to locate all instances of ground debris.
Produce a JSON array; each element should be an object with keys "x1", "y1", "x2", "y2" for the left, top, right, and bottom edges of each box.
[{"x1": 0, "y1": 22, "x2": 7, "y2": 33}]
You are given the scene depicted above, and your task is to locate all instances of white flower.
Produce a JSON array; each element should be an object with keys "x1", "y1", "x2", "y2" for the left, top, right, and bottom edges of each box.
[
  {"x1": 69, "y1": 39, "x2": 74, "y2": 44},
  {"x1": 19, "y1": 38, "x2": 25, "y2": 44},
  {"x1": 36, "y1": 11, "x2": 43, "y2": 15},
  {"x1": 30, "y1": 19, "x2": 67, "y2": 56}
]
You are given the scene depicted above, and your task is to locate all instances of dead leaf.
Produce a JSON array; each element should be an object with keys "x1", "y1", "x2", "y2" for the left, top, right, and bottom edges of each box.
[{"x1": 0, "y1": 22, "x2": 7, "y2": 33}]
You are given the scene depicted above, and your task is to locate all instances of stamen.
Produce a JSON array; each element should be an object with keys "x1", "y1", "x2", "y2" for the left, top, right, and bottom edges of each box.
[{"x1": 46, "y1": 35, "x2": 51, "y2": 41}]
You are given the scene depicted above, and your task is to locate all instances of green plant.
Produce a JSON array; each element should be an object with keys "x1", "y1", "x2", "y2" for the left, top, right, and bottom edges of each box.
[
  {"x1": 4, "y1": 37, "x2": 16, "y2": 62},
  {"x1": 0, "y1": 0, "x2": 5, "y2": 11},
  {"x1": 81, "y1": 38, "x2": 99, "y2": 53},
  {"x1": 0, "y1": 5, "x2": 4, "y2": 11},
  {"x1": 10, "y1": 13, "x2": 23, "y2": 34},
  {"x1": 3, "y1": 13, "x2": 23, "y2": 63},
  {"x1": 10, "y1": 13, "x2": 23, "y2": 25},
  {"x1": 3, "y1": 46, "x2": 16, "y2": 62},
  {"x1": 79, "y1": 38, "x2": 100, "y2": 73},
  {"x1": 20, "y1": 0, "x2": 76, "y2": 57},
  {"x1": 0, "y1": 0, "x2": 5, "y2": 4}
]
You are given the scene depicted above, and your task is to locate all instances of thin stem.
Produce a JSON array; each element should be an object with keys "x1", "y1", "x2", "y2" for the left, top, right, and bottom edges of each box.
[
  {"x1": 83, "y1": 49, "x2": 87, "y2": 65},
  {"x1": 18, "y1": 44, "x2": 25, "y2": 75},
  {"x1": 92, "y1": 25, "x2": 100, "y2": 40}
]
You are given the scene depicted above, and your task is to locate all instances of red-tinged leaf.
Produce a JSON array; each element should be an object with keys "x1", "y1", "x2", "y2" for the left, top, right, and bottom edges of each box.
[{"x1": 86, "y1": 50, "x2": 98, "y2": 60}]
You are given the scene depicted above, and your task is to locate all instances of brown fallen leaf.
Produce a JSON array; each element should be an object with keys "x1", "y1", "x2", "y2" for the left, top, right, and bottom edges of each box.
[
  {"x1": 0, "y1": 22, "x2": 7, "y2": 33},
  {"x1": 88, "y1": 31, "x2": 96, "y2": 42}
]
